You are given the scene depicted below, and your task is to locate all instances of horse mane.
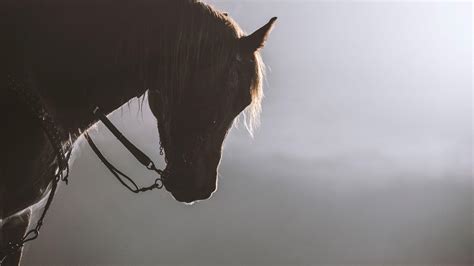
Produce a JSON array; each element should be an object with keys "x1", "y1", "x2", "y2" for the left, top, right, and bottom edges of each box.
[
  {"x1": 198, "y1": 1, "x2": 265, "y2": 134},
  {"x1": 247, "y1": 51, "x2": 265, "y2": 135},
  {"x1": 126, "y1": 0, "x2": 264, "y2": 135}
]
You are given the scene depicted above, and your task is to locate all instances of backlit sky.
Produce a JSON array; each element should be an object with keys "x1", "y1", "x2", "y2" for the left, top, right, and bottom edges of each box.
[{"x1": 23, "y1": 1, "x2": 472, "y2": 264}]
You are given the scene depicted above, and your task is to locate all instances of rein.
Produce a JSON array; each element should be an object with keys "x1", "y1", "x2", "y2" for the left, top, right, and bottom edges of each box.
[
  {"x1": 84, "y1": 107, "x2": 165, "y2": 193},
  {"x1": 1, "y1": 76, "x2": 72, "y2": 264},
  {"x1": 1, "y1": 78, "x2": 164, "y2": 264}
]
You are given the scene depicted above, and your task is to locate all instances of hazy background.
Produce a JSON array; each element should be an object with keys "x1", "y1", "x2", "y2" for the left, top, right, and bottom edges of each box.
[{"x1": 23, "y1": 1, "x2": 472, "y2": 265}]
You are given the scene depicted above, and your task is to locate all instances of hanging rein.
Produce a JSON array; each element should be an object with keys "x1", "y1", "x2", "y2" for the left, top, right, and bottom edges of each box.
[
  {"x1": 84, "y1": 107, "x2": 165, "y2": 193},
  {"x1": 1, "y1": 77, "x2": 165, "y2": 264}
]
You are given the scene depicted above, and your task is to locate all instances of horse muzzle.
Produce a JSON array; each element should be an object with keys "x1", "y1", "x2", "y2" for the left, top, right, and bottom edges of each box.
[{"x1": 162, "y1": 162, "x2": 217, "y2": 203}]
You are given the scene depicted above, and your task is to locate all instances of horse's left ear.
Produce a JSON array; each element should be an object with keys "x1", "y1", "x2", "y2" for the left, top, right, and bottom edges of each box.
[{"x1": 240, "y1": 17, "x2": 277, "y2": 53}]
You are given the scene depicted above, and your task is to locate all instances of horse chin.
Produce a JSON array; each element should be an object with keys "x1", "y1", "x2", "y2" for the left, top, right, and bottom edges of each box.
[
  {"x1": 168, "y1": 187, "x2": 216, "y2": 204},
  {"x1": 164, "y1": 181, "x2": 217, "y2": 204},
  {"x1": 162, "y1": 166, "x2": 217, "y2": 204}
]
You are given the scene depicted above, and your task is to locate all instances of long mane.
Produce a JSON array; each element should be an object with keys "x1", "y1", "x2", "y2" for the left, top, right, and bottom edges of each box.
[{"x1": 137, "y1": 0, "x2": 264, "y2": 134}]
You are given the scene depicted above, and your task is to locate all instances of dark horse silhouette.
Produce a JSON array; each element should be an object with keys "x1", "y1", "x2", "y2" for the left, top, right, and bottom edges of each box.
[{"x1": 0, "y1": 0, "x2": 276, "y2": 264}]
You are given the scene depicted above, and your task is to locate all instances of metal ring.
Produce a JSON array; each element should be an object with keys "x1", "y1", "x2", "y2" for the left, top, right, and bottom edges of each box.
[
  {"x1": 146, "y1": 162, "x2": 155, "y2": 170},
  {"x1": 154, "y1": 178, "x2": 164, "y2": 189}
]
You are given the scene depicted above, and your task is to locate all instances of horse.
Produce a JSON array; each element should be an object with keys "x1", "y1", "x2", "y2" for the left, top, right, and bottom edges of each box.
[{"x1": 0, "y1": 0, "x2": 276, "y2": 264}]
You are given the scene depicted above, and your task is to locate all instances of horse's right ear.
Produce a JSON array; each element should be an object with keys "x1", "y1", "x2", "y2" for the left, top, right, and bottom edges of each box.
[{"x1": 239, "y1": 17, "x2": 277, "y2": 53}]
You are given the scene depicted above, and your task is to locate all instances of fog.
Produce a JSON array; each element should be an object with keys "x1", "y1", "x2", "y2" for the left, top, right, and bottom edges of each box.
[{"x1": 23, "y1": 1, "x2": 472, "y2": 265}]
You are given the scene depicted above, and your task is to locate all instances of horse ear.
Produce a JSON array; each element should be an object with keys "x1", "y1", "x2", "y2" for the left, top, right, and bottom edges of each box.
[{"x1": 240, "y1": 17, "x2": 277, "y2": 53}]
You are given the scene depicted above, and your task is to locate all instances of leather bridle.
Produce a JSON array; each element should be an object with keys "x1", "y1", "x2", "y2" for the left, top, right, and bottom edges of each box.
[{"x1": 84, "y1": 107, "x2": 165, "y2": 193}]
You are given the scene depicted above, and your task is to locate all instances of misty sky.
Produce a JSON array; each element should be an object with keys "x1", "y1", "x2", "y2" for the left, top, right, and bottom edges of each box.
[{"x1": 23, "y1": 1, "x2": 472, "y2": 265}]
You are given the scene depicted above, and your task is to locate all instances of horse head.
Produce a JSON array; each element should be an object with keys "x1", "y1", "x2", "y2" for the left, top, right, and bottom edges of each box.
[{"x1": 148, "y1": 14, "x2": 276, "y2": 203}]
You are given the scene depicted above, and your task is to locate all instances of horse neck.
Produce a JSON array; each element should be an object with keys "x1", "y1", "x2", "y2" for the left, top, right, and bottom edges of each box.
[
  {"x1": 41, "y1": 80, "x2": 146, "y2": 137},
  {"x1": 36, "y1": 1, "x2": 213, "y2": 137}
]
